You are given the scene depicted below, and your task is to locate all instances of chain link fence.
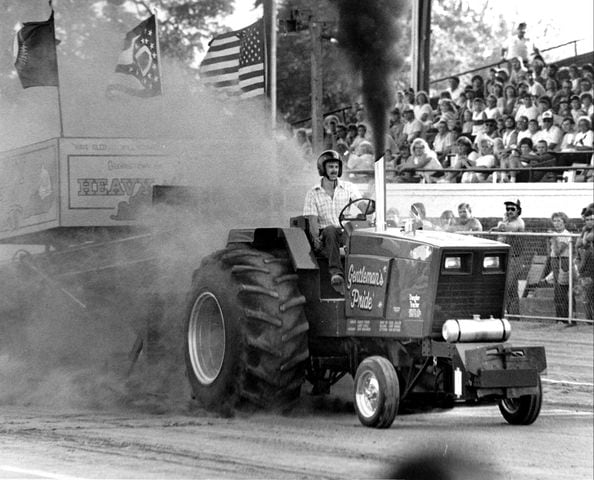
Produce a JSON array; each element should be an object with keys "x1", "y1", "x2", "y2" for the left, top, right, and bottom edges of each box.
[{"x1": 456, "y1": 231, "x2": 592, "y2": 324}]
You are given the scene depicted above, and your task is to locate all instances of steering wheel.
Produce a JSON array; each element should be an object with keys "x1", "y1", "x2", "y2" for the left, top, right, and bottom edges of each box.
[{"x1": 339, "y1": 198, "x2": 376, "y2": 230}]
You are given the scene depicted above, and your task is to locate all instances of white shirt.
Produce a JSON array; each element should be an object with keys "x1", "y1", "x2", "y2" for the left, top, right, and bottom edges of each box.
[{"x1": 303, "y1": 180, "x2": 361, "y2": 229}]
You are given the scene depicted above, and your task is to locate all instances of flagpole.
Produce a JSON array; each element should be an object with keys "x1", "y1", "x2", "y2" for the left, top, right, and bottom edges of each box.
[
  {"x1": 270, "y1": 0, "x2": 277, "y2": 132},
  {"x1": 49, "y1": 0, "x2": 64, "y2": 137},
  {"x1": 153, "y1": 10, "x2": 164, "y2": 96}
]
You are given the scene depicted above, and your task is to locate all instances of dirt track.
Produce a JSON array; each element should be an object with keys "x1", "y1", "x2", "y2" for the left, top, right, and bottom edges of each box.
[{"x1": 0, "y1": 321, "x2": 592, "y2": 479}]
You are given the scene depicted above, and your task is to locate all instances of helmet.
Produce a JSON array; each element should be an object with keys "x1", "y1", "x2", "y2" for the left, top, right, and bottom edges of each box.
[{"x1": 316, "y1": 150, "x2": 342, "y2": 177}]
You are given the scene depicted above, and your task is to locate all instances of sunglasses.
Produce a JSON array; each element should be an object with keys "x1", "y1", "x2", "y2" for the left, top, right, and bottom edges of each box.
[{"x1": 506, "y1": 207, "x2": 517, "y2": 212}]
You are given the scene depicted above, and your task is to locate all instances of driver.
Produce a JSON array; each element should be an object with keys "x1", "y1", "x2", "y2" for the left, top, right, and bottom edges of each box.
[{"x1": 304, "y1": 150, "x2": 362, "y2": 294}]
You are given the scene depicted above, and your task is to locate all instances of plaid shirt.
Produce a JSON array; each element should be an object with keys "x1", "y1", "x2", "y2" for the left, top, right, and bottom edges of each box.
[{"x1": 303, "y1": 180, "x2": 361, "y2": 229}]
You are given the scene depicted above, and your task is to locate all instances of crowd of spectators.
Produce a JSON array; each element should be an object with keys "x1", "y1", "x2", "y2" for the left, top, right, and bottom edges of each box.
[{"x1": 294, "y1": 44, "x2": 594, "y2": 184}]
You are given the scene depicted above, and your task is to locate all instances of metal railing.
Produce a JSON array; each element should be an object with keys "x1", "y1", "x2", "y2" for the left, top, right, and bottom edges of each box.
[
  {"x1": 343, "y1": 164, "x2": 594, "y2": 184},
  {"x1": 430, "y1": 38, "x2": 586, "y2": 85}
]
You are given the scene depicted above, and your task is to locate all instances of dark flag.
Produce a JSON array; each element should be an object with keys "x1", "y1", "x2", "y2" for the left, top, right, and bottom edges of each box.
[
  {"x1": 14, "y1": 12, "x2": 59, "y2": 88},
  {"x1": 199, "y1": 19, "x2": 265, "y2": 99},
  {"x1": 107, "y1": 15, "x2": 162, "y2": 98}
]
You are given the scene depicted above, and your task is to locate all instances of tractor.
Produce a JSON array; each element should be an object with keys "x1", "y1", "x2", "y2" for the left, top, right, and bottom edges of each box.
[{"x1": 184, "y1": 197, "x2": 547, "y2": 428}]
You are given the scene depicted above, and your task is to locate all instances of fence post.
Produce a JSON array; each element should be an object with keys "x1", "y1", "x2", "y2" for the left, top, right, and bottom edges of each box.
[{"x1": 569, "y1": 240, "x2": 574, "y2": 324}]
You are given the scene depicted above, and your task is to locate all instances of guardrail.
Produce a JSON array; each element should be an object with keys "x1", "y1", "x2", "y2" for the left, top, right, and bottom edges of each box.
[{"x1": 344, "y1": 164, "x2": 594, "y2": 184}]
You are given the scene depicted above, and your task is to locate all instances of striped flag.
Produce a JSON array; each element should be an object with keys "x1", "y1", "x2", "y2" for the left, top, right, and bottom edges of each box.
[{"x1": 199, "y1": 19, "x2": 265, "y2": 99}]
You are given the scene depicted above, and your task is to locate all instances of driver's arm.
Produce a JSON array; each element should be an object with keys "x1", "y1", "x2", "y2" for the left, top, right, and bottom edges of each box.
[{"x1": 306, "y1": 215, "x2": 321, "y2": 250}]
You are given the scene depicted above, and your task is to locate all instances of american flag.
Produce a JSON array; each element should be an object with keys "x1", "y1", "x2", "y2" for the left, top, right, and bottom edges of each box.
[{"x1": 199, "y1": 19, "x2": 266, "y2": 98}]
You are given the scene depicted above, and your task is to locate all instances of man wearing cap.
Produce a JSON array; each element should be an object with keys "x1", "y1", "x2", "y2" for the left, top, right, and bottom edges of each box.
[
  {"x1": 491, "y1": 200, "x2": 525, "y2": 314},
  {"x1": 540, "y1": 111, "x2": 563, "y2": 151},
  {"x1": 304, "y1": 150, "x2": 363, "y2": 293}
]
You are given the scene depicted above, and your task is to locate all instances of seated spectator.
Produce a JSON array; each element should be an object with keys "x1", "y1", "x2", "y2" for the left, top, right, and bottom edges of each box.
[
  {"x1": 485, "y1": 68, "x2": 499, "y2": 96},
  {"x1": 530, "y1": 140, "x2": 558, "y2": 181},
  {"x1": 454, "y1": 203, "x2": 483, "y2": 231},
  {"x1": 347, "y1": 139, "x2": 374, "y2": 171},
  {"x1": 402, "y1": 106, "x2": 424, "y2": 155},
  {"x1": 389, "y1": 108, "x2": 406, "y2": 156},
  {"x1": 528, "y1": 118, "x2": 545, "y2": 144},
  {"x1": 556, "y1": 97, "x2": 571, "y2": 120},
  {"x1": 536, "y1": 96, "x2": 553, "y2": 124},
  {"x1": 335, "y1": 123, "x2": 351, "y2": 161},
  {"x1": 515, "y1": 94, "x2": 539, "y2": 122},
  {"x1": 501, "y1": 146, "x2": 524, "y2": 183},
  {"x1": 554, "y1": 80, "x2": 574, "y2": 109},
  {"x1": 508, "y1": 57, "x2": 528, "y2": 86},
  {"x1": 414, "y1": 90, "x2": 434, "y2": 129},
  {"x1": 579, "y1": 78, "x2": 594, "y2": 98},
  {"x1": 395, "y1": 138, "x2": 443, "y2": 183},
  {"x1": 485, "y1": 94, "x2": 502, "y2": 120},
  {"x1": 569, "y1": 64, "x2": 581, "y2": 92},
  {"x1": 447, "y1": 76, "x2": 465, "y2": 104},
  {"x1": 544, "y1": 78, "x2": 559, "y2": 102},
  {"x1": 474, "y1": 118, "x2": 500, "y2": 148},
  {"x1": 516, "y1": 115, "x2": 532, "y2": 143},
  {"x1": 471, "y1": 74, "x2": 485, "y2": 99},
  {"x1": 581, "y1": 93, "x2": 594, "y2": 117},
  {"x1": 527, "y1": 71, "x2": 546, "y2": 98},
  {"x1": 570, "y1": 95, "x2": 586, "y2": 123},
  {"x1": 393, "y1": 90, "x2": 408, "y2": 112},
  {"x1": 443, "y1": 136, "x2": 478, "y2": 183},
  {"x1": 461, "y1": 109, "x2": 474, "y2": 138},
  {"x1": 434, "y1": 98, "x2": 458, "y2": 126},
  {"x1": 560, "y1": 117, "x2": 577, "y2": 151},
  {"x1": 573, "y1": 116, "x2": 594, "y2": 150},
  {"x1": 461, "y1": 137, "x2": 496, "y2": 183},
  {"x1": 471, "y1": 98, "x2": 488, "y2": 138},
  {"x1": 432, "y1": 120, "x2": 456, "y2": 162},
  {"x1": 540, "y1": 111, "x2": 563, "y2": 151},
  {"x1": 501, "y1": 115, "x2": 519, "y2": 151},
  {"x1": 438, "y1": 210, "x2": 456, "y2": 232},
  {"x1": 346, "y1": 123, "x2": 358, "y2": 147},
  {"x1": 350, "y1": 123, "x2": 369, "y2": 152}
]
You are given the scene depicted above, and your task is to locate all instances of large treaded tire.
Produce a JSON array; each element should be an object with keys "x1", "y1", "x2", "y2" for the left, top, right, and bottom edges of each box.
[
  {"x1": 498, "y1": 375, "x2": 542, "y2": 425},
  {"x1": 185, "y1": 245, "x2": 309, "y2": 412}
]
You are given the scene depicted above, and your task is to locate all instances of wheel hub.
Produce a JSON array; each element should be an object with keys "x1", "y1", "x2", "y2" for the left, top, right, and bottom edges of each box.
[
  {"x1": 356, "y1": 371, "x2": 380, "y2": 418},
  {"x1": 187, "y1": 292, "x2": 225, "y2": 385}
]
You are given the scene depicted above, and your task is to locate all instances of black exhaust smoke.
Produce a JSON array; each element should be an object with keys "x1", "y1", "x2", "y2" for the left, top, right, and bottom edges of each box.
[{"x1": 335, "y1": 0, "x2": 406, "y2": 159}]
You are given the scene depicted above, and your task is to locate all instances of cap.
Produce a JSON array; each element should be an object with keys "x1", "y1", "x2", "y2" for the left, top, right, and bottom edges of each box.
[
  {"x1": 403, "y1": 106, "x2": 414, "y2": 113},
  {"x1": 542, "y1": 111, "x2": 554, "y2": 120},
  {"x1": 504, "y1": 199, "x2": 522, "y2": 213}
]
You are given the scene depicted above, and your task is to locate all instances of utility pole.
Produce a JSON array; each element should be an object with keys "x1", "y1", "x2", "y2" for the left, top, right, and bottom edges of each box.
[
  {"x1": 411, "y1": 0, "x2": 432, "y2": 92},
  {"x1": 310, "y1": 18, "x2": 323, "y2": 154}
]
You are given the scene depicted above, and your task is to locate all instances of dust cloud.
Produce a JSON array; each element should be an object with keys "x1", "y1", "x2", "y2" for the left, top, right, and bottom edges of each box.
[{"x1": 0, "y1": 2, "x2": 317, "y2": 414}]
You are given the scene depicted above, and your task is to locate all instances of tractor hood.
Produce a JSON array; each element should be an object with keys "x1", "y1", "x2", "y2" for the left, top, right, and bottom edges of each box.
[{"x1": 351, "y1": 227, "x2": 508, "y2": 249}]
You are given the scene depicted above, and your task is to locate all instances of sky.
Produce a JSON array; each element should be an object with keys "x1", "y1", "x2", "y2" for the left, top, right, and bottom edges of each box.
[{"x1": 217, "y1": 0, "x2": 593, "y2": 58}]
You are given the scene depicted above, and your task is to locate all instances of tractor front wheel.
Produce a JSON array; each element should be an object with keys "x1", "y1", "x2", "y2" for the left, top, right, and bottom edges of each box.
[
  {"x1": 354, "y1": 356, "x2": 400, "y2": 428},
  {"x1": 498, "y1": 375, "x2": 543, "y2": 425}
]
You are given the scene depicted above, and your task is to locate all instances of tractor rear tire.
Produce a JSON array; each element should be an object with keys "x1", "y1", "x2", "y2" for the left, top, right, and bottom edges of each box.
[
  {"x1": 498, "y1": 375, "x2": 542, "y2": 425},
  {"x1": 185, "y1": 245, "x2": 309, "y2": 413},
  {"x1": 354, "y1": 356, "x2": 400, "y2": 428}
]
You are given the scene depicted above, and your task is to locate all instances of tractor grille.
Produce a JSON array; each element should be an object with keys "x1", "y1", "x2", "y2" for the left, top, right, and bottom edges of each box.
[{"x1": 432, "y1": 273, "x2": 506, "y2": 336}]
